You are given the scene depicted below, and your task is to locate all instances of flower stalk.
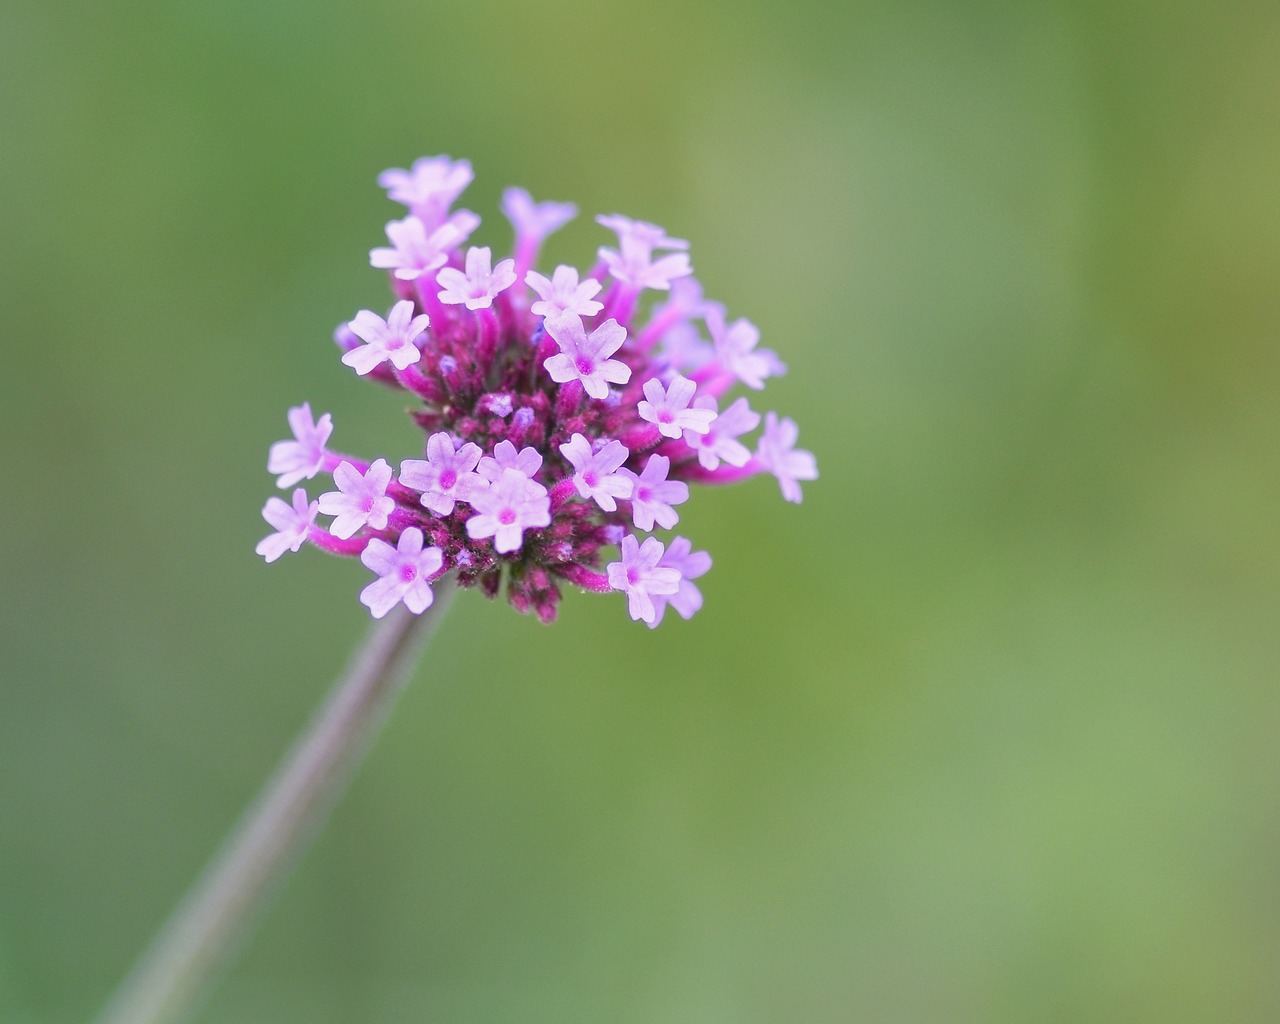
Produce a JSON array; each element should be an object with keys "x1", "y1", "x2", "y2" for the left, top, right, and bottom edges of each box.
[{"x1": 93, "y1": 578, "x2": 456, "y2": 1024}]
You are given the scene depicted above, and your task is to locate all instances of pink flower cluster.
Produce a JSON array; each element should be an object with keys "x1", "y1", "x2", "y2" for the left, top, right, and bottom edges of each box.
[{"x1": 258, "y1": 156, "x2": 817, "y2": 624}]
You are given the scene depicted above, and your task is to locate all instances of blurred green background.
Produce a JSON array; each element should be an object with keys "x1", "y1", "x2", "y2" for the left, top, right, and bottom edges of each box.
[{"x1": 2, "y1": 0, "x2": 1278, "y2": 1021}]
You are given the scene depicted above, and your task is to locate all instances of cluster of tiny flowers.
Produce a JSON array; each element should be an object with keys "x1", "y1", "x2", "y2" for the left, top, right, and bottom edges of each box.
[{"x1": 257, "y1": 156, "x2": 817, "y2": 625}]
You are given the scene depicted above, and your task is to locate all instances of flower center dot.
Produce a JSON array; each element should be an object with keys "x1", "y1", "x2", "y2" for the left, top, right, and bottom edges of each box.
[
  {"x1": 499, "y1": 508, "x2": 517, "y2": 525},
  {"x1": 575, "y1": 357, "x2": 594, "y2": 376},
  {"x1": 439, "y1": 469, "x2": 457, "y2": 489}
]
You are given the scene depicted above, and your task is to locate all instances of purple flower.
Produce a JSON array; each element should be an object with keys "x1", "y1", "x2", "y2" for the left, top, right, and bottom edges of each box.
[
  {"x1": 596, "y1": 214, "x2": 688, "y2": 252},
  {"x1": 466, "y1": 468, "x2": 551, "y2": 554},
  {"x1": 525, "y1": 265, "x2": 603, "y2": 318},
  {"x1": 542, "y1": 313, "x2": 632, "y2": 399},
  {"x1": 379, "y1": 155, "x2": 473, "y2": 228},
  {"x1": 757, "y1": 412, "x2": 818, "y2": 503},
  {"x1": 477, "y1": 439, "x2": 543, "y2": 484},
  {"x1": 657, "y1": 321, "x2": 716, "y2": 372},
  {"x1": 441, "y1": 208, "x2": 482, "y2": 241},
  {"x1": 620, "y1": 454, "x2": 688, "y2": 531},
  {"x1": 641, "y1": 277, "x2": 717, "y2": 359},
  {"x1": 636, "y1": 375, "x2": 716, "y2": 439},
  {"x1": 359, "y1": 527, "x2": 444, "y2": 618},
  {"x1": 342, "y1": 300, "x2": 430, "y2": 375},
  {"x1": 399, "y1": 433, "x2": 484, "y2": 516},
  {"x1": 599, "y1": 239, "x2": 692, "y2": 292},
  {"x1": 255, "y1": 488, "x2": 318, "y2": 562},
  {"x1": 261, "y1": 158, "x2": 815, "y2": 623},
  {"x1": 656, "y1": 276, "x2": 714, "y2": 317},
  {"x1": 502, "y1": 187, "x2": 577, "y2": 244},
  {"x1": 436, "y1": 246, "x2": 517, "y2": 310},
  {"x1": 685, "y1": 396, "x2": 759, "y2": 470},
  {"x1": 647, "y1": 536, "x2": 711, "y2": 628},
  {"x1": 370, "y1": 216, "x2": 466, "y2": 281},
  {"x1": 559, "y1": 433, "x2": 631, "y2": 512},
  {"x1": 268, "y1": 403, "x2": 333, "y2": 488},
  {"x1": 706, "y1": 309, "x2": 784, "y2": 390},
  {"x1": 318, "y1": 459, "x2": 397, "y2": 539},
  {"x1": 607, "y1": 535, "x2": 682, "y2": 625}
]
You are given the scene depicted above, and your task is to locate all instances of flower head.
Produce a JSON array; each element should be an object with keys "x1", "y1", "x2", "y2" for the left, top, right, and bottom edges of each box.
[{"x1": 259, "y1": 160, "x2": 816, "y2": 622}]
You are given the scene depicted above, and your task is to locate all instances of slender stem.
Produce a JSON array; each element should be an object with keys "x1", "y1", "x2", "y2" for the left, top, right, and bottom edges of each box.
[{"x1": 93, "y1": 579, "x2": 457, "y2": 1024}]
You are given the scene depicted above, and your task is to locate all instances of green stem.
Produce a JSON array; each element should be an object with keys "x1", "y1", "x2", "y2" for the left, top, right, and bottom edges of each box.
[{"x1": 93, "y1": 579, "x2": 457, "y2": 1024}]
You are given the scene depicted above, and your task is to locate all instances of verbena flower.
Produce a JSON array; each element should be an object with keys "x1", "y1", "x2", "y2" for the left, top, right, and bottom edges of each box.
[
  {"x1": 525, "y1": 265, "x2": 603, "y2": 318},
  {"x1": 255, "y1": 489, "x2": 318, "y2": 563},
  {"x1": 342, "y1": 300, "x2": 430, "y2": 375},
  {"x1": 541, "y1": 312, "x2": 631, "y2": 400},
  {"x1": 258, "y1": 156, "x2": 817, "y2": 624},
  {"x1": 637, "y1": 375, "x2": 715, "y2": 439},
  {"x1": 267, "y1": 403, "x2": 333, "y2": 488},
  {"x1": 360, "y1": 527, "x2": 444, "y2": 618},
  {"x1": 649, "y1": 536, "x2": 712, "y2": 628},
  {"x1": 436, "y1": 246, "x2": 517, "y2": 310},
  {"x1": 606, "y1": 535, "x2": 681, "y2": 625}
]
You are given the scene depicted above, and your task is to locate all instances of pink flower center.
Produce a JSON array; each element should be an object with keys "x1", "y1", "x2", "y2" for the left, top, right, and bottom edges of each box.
[
  {"x1": 498, "y1": 507, "x2": 517, "y2": 525},
  {"x1": 637, "y1": 487, "x2": 652, "y2": 502},
  {"x1": 399, "y1": 564, "x2": 418, "y2": 583},
  {"x1": 626, "y1": 567, "x2": 639, "y2": 585},
  {"x1": 583, "y1": 470, "x2": 598, "y2": 487},
  {"x1": 439, "y1": 468, "x2": 457, "y2": 490},
  {"x1": 575, "y1": 356, "x2": 595, "y2": 376}
]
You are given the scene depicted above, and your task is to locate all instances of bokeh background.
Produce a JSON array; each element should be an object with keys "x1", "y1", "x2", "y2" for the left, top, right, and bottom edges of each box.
[{"x1": 2, "y1": 0, "x2": 1278, "y2": 1021}]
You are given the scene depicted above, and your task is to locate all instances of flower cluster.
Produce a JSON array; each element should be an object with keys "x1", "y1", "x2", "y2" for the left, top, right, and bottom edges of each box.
[{"x1": 257, "y1": 156, "x2": 817, "y2": 625}]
